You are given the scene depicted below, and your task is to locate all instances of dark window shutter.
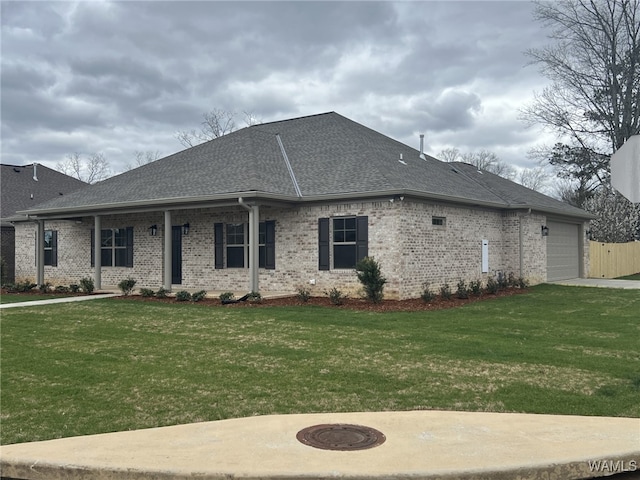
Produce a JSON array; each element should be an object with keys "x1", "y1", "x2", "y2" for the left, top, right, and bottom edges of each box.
[
  {"x1": 356, "y1": 216, "x2": 368, "y2": 262},
  {"x1": 51, "y1": 231, "x2": 58, "y2": 267},
  {"x1": 318, "y1": 218, "x2": 330, "y2": 270},
  {"x1": 90, "y1": 229, "x2": 95, "y2": 267},
  {"x1": 125, "y1": 227, "x2": 134, "y2": 268},
  {"x1": 265, "y1": 220, "x2": 276, "y2": 270},
  {"x1": 214, "y1": 223, "x2": 224, "y2": 269}
]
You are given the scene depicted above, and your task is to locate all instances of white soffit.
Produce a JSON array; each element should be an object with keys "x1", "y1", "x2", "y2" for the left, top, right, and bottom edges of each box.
[{"x1": 611, "y1": 135, "x2": 640, "y2": 203}]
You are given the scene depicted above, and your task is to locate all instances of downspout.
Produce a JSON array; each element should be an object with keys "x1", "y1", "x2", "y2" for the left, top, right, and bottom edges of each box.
[
  {"x1": 36, "y1": 220, "x2": 45, "y2": 287},
  {"x1": 519, "y1": 208, "x2": 531, "y2": 278},
  {"x1": 238, "y1": 197, "x2": 259, "y2": 293}
]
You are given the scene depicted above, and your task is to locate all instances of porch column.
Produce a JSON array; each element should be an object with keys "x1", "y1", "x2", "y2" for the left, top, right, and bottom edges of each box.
[
  {"x1": 94, "y1": 215, "x2": 102, "y2": 290},
  {"x1": 36, "y1": 220, "x2": 45, "y2": 287},
  {"x1": 164, "y1": 210, "x2": 172, "y2": 291},
  {"x1": 248, "y1": 204, "x2": 260, "y2": 292}
]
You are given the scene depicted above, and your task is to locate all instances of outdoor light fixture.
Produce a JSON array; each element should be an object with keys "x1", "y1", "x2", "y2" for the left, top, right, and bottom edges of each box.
[
  {"x1": 541, "y1": 225, "x2": 549, "y2": 237},
  {"x1": 182, "y1": 223, "x2": 190, "y2": 235},
  {"x1": 149, "y1": 225, "x2": 158, "y2": 236}
]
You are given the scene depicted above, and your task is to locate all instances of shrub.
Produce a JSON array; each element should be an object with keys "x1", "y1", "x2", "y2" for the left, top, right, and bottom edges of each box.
[
  {"x1": 69, "y1": 284, "x2": 81, "y2": 293},
  {"x1": 0, "y1": 257, "x2": 6, "y2": 285},
  {"x1": 12, "y1": 280, "x2": 37, "y2": 293},
  {"x1": 420, "y1": 283, "x2": 436, "y2": 303},
  {"x1": 355, "y1": 256, "x2": 387, "y2": 303},
  {"x1": 469, "y1": 280, "x2": 483, "y2": 297},
  {"x1": 517, "y1": 277, "x2": 529, "y2": 289},
  {"x1": 440, "y1": 282, "x2": 452, "y2": 300},
  {"x1": 54, "y1": 285, "x2": 70, "y2": 294},
  {"x1": 139, "y1": 288, "x2": 155, "y2": 297},
  {"x1": 38, "y1": 282, "x2": 52, "y2": 294},
  {"x1": 486, "y1": 276, "x2": 499, "y2": 294},
  {"x1": 155, "y1": 287, "x2": 169, "y2": 299},
  {"x1": 118, "y1": 277, "x2": 137, "y2": 296},
  {"x1": 175, "y1": 291, "x2": 192, "y2": 302},
  {"x1": 192, "y1": 290, "x2": 207, "y2": 302},
  {"x1": 247, "y1": 291, "x2": 262, "y2": 303},
  {"x1": 219, "y1": 292, "x2": 235, "y2": 303},
  {"x1": 296, "y1": 287, "x2": 311, "y2": 303},
  {"x1": 327, "y1": 287, "x2": 346, "y2": 305},
  {"x1": 455, "y1": 280, "x2": 469, "y2": 299},
  {"x1": 79, "y1": 277, "x2": 95, "y2": 294},
  {"x1": 497, "y1": 271, "x2": 508, "y2": 290}
]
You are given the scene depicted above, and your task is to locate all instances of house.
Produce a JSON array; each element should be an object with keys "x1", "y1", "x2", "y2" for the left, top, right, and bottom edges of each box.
[
  {"x1": 13, "y1": 112, "x2": 592, "y2": 299},
  {"x1": 1, "y1": 163, "x2": 87, "y2": 284}
]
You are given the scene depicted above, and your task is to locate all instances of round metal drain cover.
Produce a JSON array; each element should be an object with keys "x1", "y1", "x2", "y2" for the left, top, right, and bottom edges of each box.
[{"x1": 296, "y1": 423, "x2": 386, "y2": 451}]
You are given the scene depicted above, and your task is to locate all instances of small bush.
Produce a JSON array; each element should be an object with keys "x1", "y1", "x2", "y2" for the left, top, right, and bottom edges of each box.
[
  {"x1": 355, "y1": 256, "x2": 387, "y2": 303},
  {"x1": 219, "y1": 292, "x2": 235, "y2": 303},
  {"x1": 118, "y1": 277, "x2": 137, "y2": 296},
  {"x1": 54, "y1": 285, "x2": 70, "y2": 294},
  {"x1": 192, "y1": 290, "x2": 207, "y2": 302},
  {"x1": 420, "y1": 283, "x2": 436, "y2": 303},
  {"x1": 155, "y1": 287, "x2": 169, "y2": 299},
  {"x1": 296, "y1": 287, "x2": 311, "y2": 302},
  {"x1": 175, "y1": 291, "x2": 192, "y2": 302},
  {"x1": 455, "y1": 280, "x2": 469, "y2": 299},
  {"x1": 327, "y1": 287, "x2": 346, "y2": 305},
  {"x1": 69, "y1": 284, "x2": 81, "y2": 293},
  {"x1": 247, "y1": 291, "x2": 263, "y2": 303},
  {"x1": 497, "y1": 271, "x2": 508, "y2": 290},
  {"x1": 469, "y1": 280, "x2": 483, "y2": 297},
  {"x1": 139, "y1": 288, "x2": 155, "y2": 297},
  {"x1": 12, "y1": 280, "x2": 37, "y2": 293},
  {"x1": 79, "y1": 277, "x2": 95, "y2": 294},
  {"x1": 440, "y1": 282, "x2": 452, "y2": 300},
  {"x1": 517, "y1": 277, "x2": 529, "y2": 289},
  {"x1": 38, "y1": 282, "x2": 52, "y2": 294},
  {"x1": 0, "y1": 257, "x2": 6, "y2": 285},
  {"x1": 486, "y1": 276, "x2": 499, "y2": 294}
]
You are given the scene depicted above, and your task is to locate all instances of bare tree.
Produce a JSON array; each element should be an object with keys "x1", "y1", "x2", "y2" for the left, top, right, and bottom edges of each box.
[
  {"x1": 57, "y1": 152, "x2": 110, "y2": 184},
  {"x1": 518, "y1": 167, "x2": 549, "y2": 192},
  {"x1": 438, "y1": 148, "x2": 516, "y2": 180},
  {"x1": 175, "y1": 109, "x2": 263, "y2": 148},
  {"x1": 124, "y1": 150, "x2": 162, "y2": 171},
  {"x1": 523, "y1": 0, "x2": 640, "y2": 189}
]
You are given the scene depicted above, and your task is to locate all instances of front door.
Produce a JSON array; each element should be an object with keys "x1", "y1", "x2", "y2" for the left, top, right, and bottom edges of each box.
[{"x1": 172, "y1": 226, "x2": 182, "y2": 285}]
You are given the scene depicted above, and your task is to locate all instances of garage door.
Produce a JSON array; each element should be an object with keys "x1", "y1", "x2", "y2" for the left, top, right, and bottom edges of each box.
[{"x1": 546, "y1": 221, "x2": 580, "y2": 281}]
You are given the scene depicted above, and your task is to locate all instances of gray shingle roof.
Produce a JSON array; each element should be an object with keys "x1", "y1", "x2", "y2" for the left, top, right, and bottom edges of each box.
[
  {"x1": 19, "y1": 112, "x2": 591, "y2": 219},
  {"x1": 1, "y1": 164, "x2": 87, "y2": 224}
]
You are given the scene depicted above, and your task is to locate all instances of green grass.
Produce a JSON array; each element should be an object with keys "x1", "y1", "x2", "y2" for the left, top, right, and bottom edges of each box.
[
  {"x1": 0, "y1": 293, "x2": 74, "y2": 304},
  {"x1": 1, "y1": 284, "x2": 638, "y2": 445},
  {"x1": 617, "y1": 273, "x2": 640, "y2": 280}
]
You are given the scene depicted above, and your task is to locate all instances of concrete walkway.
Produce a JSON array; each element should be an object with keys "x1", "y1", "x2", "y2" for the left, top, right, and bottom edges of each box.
[
  {"x1": 0, "y1": 293, "x2": 121, "y2": 309},
  {"x1": 550, "y1": 278, "x2": 640, "y2": 289},
  {"x1": 1, "y1": 411, "x2": 638, "y2": 480}
]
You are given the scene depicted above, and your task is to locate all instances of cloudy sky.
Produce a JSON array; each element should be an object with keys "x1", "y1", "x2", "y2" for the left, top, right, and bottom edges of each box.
[{"x1": 2, "y1": 1, "x2": 557, "y2": 178}]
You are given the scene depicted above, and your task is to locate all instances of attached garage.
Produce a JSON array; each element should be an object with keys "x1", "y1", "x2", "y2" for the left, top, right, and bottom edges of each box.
[{"x1": 546, "y1": 221, "x2": 580, "y2": 281}]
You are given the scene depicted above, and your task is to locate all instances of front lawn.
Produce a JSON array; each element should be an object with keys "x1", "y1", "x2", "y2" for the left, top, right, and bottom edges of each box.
[
  {"x1": 1, "y1": 284, "x2": 638, "y2": 445},
  {"x1": 0, "y1": 293, "x2": 74, "y2": 304},
  {"x1": 617, "y1": 273, "x2": 640, "y2": 280}
]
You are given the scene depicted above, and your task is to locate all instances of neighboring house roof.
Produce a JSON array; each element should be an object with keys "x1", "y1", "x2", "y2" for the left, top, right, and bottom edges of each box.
[
  {"x1": 1, "y1": 163, "x2": 88, "y2": 225},
  {"x1": 18, "y1": 112, "x2": 591, "y2": 219}
]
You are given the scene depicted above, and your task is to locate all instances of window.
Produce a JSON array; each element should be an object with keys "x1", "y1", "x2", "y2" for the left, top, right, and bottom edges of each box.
[
  {"x1": 333, "y1": 217, "x2": 357, "y2": 269},
  {"x1": 318, "y1": 216, "x2": 368, "y2": 270},
  {"x1": 214, "y1": 221, "x2": 275, "y2": 269},
  {"x1": 44, "y1": 230, "x2": 57, "y2": 266},
  {"x1": 226, "y1": 223, "x2": 246, "y2": 268},
  {"x1": 91, "y1": 227, "x2": 133, "y2": 267},
  {"x1": 432, "y1": 216, "x2": 446, "y2": 226}
]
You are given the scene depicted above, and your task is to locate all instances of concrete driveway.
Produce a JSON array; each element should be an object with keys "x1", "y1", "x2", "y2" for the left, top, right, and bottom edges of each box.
[{"x1": 550, "y1": 278, "x2": 640, "y2": 289}]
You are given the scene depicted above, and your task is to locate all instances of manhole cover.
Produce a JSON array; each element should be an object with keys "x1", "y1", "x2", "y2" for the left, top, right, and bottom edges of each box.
[{"x1": 296, "y1": 423, "x2": 386, "y2": 451}]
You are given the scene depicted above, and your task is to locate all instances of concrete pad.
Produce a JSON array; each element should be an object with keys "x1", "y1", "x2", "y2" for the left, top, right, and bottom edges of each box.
[
  {"x1": 1, "y1": 411, "x2": 638, "y2": 479},
  {"x1": 550, "y1": 278, "x2": 640, "y2": 289}
]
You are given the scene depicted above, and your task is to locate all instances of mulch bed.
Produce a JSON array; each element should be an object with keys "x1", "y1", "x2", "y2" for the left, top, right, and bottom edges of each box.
[{"x1": 114, "y1": 287, "x2": 529, "y2": 312}]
